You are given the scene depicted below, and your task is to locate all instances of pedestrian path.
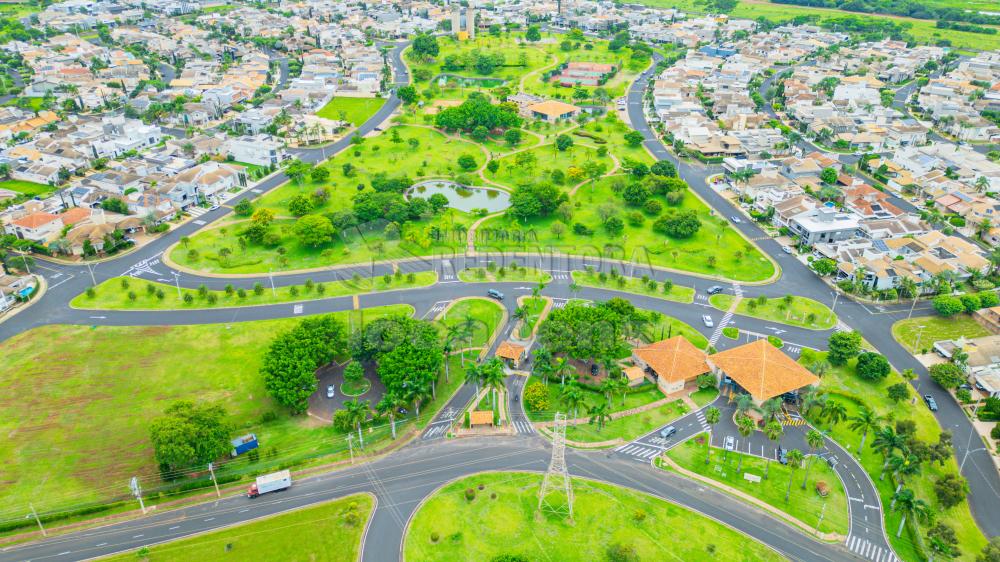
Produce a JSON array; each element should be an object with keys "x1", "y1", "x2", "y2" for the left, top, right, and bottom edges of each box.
[
  {"x1": 846, "y1": 535, "x2": 898, "y2": 562},
  {"x1": 422, "y1": 422, "x2": 450, "y2": 440},
  {"x1": 708, "y1": 283, "x2": 741, "y2": 348},
  {"x1": 614, "y1": 443, "x2": 663, "y2": 461},
  {"x1": 512, "y1": 420, "x2": 535, "y2": 434},
  {"x1": 187, "y1": 206, "x2": 208, "y2": 218}
]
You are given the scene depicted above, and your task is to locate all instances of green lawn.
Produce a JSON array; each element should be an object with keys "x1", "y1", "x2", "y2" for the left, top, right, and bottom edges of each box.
[
  {"x1": 709, "y1": 294, "x2": 836, "y2": 330},
  {"x1": 71, "y1": 272, "x2": 437, "y2": 310},
  {"x1": 484, "y1": 143, "x2": 611, "y2": 189},
  {"x1": 799, "y1": 349, "x2": 987, "y2": 561},
  {"x1": 457, "y1": 267, "x2": 551, "y2": 283},
  {"x1": 101, "y1": 495, "x2": 372, "y2": 561},
  {"x1": 644, "y1": 311, "x2": 710, "y2": 350},
  {"x1": 2, "y1": 97, "x2": 45, "y2": 111},
  {"x1": 315, "y1": 96, "x2": 386, "y2": 127},
  {"x1": 516, "y1": 296, "x2": 546, "y2": 339},
  {"x1": 892, "y1": 316, "x2": 989, "y2": 354},
  {"x1": 690, "y1": 387, "x2": 720, "y2": 407},
  {"x1": 0, "y1": 305, "x2": 411, "y2": 515},
  {"x1": 565, "y1": 398, "x2": 689, "y2": 443},
  {"x1": 476, "y1": 175, "x2": 775, "y2": 282},
  {"x1": 572, "y1": 270, "x2": 695, "y2": 303},
  {"x1": 525, "y1": 377, "x2": 665, "y2": 423},
  {"x1": 404, "y1": 472, "x2": 784, "y2": 562},
  {"x1": 438, "y1": 298, "x2": 505, "y2": 349},
  {"x1": 664, "y1": 433, "x2": 850, "y2": 536},
  {"x1": 0, "y1": 178, "x2": 51, "y2": 197}
]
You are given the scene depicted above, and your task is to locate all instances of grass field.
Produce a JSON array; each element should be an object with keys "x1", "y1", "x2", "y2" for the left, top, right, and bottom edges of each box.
[
  {"x1": 71, "y1": 272, "x2": 437, "y2": 310},
  {"x1": 438, "y1": 297, "x2": 505, "y2": 349},
  {"x1": 571, "y1": 270, "x2": 695, "y2": 303},
  {"x1": 477, "y1": 175, "x2": 775, "y2": 282},
  {"x1": 403, "y1": 472, "x2": 784, "y2": 562},
  {"x1": 0, "y1": 305, "x2": 411, "y2": 516},
  {"x1": 799, "y1": 349, "x2": 987, "y2": 561},
  {"x1": 0, "y1": 3, "x2": 43, "y2": 17},
  {"x1": 516, "y1": 296, "x2": 546, "y2": 339},
  {"x1": 892, "y1": 315, "x2": 989, "y2": 354},
  {"x1": 710, "y1": 293, "x2": 836, "y2": 330},
  {"x1": 565, "y1": 398, "x2": 689, "y2": 443},
  {"x1": 526, "y1": 377, "x2": 665, "y2": 422},
  {"x1": 664, "y1": 433, "x2": 850, "y2": 536},
  {"x1": 101, "y1": 495, "x2": 373, "y2": 562},
  {"x1": 484, "y1": 143, "x2": 612, "y2": 189},
  {"x1": 315, "y1": 96, "x2": 385, "y2": 127},
  {"x1": 0, "y1": 178, "x2": 51, "y2": 197}
]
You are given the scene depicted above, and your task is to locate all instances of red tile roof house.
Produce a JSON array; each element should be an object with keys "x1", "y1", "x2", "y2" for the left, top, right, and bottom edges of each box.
[{"x1": 10, "y1": 212, "x2": 63, "y2": 243}]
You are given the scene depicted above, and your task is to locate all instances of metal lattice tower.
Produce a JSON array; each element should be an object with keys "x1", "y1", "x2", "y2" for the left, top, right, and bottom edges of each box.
[{"x1": 536, "y1": 412, "x2": 574, "y2": 521}]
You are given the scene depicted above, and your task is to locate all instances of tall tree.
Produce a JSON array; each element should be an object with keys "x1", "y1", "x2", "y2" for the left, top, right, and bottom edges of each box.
[
  {"x1": 891, "y1": 488, "x2": 932, "y2": 538},
  {"x1": 764, "y1": 421, "x2": 784, "y2": 480},
  {"x1": 849, "y1": 406, "x2": 882, "y2": 454},
  {"x1": 802, "y1": 429, "x2": 826, "y2": 489},
  {"x1": 785, "y1": 449, "x2": 804, "y2": 502},
  {"x1": 704, "y1": 406, "x2": 721, "y2": 464}
]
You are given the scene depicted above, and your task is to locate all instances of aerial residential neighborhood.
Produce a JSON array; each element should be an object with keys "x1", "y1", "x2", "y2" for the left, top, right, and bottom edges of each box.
[{"x1": 2, "y1": 0, "x2": 1000, "y2": 560}]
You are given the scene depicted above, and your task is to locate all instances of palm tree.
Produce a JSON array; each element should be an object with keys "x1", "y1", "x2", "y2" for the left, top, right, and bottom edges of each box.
[
  {"x1": 377, "y1": 392, "x2": 406, "y2": 439},
  {"x1": 808, "y1": 360, "x2": 831, "y2": 377},
  {"x1": 587, "y1": 402, "x2": 612, "y2": 432},
  {"x1": 763, "y1": 421, "x2": 784, "y2": 480},
  {"x1": 460, "y1": 313, "x2": 477, "y2": 351},
  {"x1": 802, "y1": 429, "x2": 826, "y2": 489},
  {"x1": 760, "y1": 398, "x2": 783, "y2": 425},
  {"x1": 343, "y1": 398, "x2": 370, "y2": 448},
  {"x1": 614, "y1": 374, "x2": 629, "y2": 408},
  {"x1": 800, "y1": 388, "x2": 828, "y2": 418},
  {"x1": 561, "y1": 383, "x2": 584, "y2": 424},
  {"x1": 408, "y1": 378, "x2": 432, "y2": 417},
  {"x1": 464, "y1": 363, "x2": 482, "y2": 396},
  {"x1": 599, "y1": 376, "x2": 617, "y2": 405},
  {"x1": 704, "y1": 406, "x2": 721, "y2": 464},
  {"x1": 735, "y1": 393, "x2": 756, "y2": 418},
  {"x1": 822, "y1": 399, "x2": 848, "y2": 426},
  {"x1": 554, "y1": 357, "x2": 574, "y2": 387},
  {"x1": 480, "y1": 358, "x2": 506, "y2": 410},
  {"x1": 889, "y1": 453, "x2": 922, "y2": 490},
  {"x1": 872, "y1": 426, "x2": 906, "y2": 480},
  {"x1": 891, "y1": 488, "x2": 932, "y2": 538},
  {"x1": 736, "y1": 414, "x2": 755, "y2": 472},
  {"x1": 785, "y1": 449, "x2": 804, "y2": 502},
  {"x1": 849, "y1": 406, "x2": 882, "y2": 455}
]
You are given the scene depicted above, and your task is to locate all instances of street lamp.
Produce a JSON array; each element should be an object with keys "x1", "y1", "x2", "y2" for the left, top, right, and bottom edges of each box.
[
  {"x1": 914, "y1": 324, "x2": 927, "y2": 354},
  {"x1": 172, "y1": 271, "x2": 181, "y2": 299}
]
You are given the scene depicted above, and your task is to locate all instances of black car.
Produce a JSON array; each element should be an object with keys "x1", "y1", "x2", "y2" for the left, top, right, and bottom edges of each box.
[
  {"x1": 923, "y1": 394, "x2": 938, "y2": 411},
  {"x1": 590, "y1": 363, "x2": 599, "y2": 376},
  {"x1": 706, "y1": 285, "x2": 724, "y2": 295}
]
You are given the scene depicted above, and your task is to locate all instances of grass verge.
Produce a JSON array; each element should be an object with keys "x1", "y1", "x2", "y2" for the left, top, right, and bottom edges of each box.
[
  {"x1": 710, "y1": 293, "x2": 836, "y2": 330},
  {"x1": 572, "y1": 270, "x2": 695, "y2": 303}
]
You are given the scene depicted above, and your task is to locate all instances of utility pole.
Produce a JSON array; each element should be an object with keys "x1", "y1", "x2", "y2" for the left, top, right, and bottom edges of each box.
[
  {"x1": 914, "y1": 325, "x2": 927, "y2": 355},
  {"x1": 960, "y1": 403, "x2": 980, "y2": 471},
  {"x1": 268, "y1": 267, "x2": 276, "y2": 297},
  {"x1": 346, "y1": 434, "x2": 355, "y2": 464},
  {"x1": 907, "y1": 289, "x2": 919, "y2": 319},
  {"x1": 814, "y1": 501, "x2": 826, "y2": 536},
  {"x1": 28, "y1": 504, "x2": 46, "y2": 536},
  {"x1": 172, "y1": 271, "x2": 181, "y2": 299},
  {"x1": 86, "y1": 262, "x2": 96, "y2": 286},
  {"x1": 536, "y1": 412, "x2": 574, "y2": 522},
  {"x1": 208, "y1": 462, "x2": 221, "y2": 498},
  {"x1": 129, "y1": 477, "x2": 147, "y2": 515}
]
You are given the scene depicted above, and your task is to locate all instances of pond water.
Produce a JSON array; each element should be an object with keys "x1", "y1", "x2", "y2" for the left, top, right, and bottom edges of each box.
[{"x1": 409, "y1": 180, "x2": 511, "y2": 213}]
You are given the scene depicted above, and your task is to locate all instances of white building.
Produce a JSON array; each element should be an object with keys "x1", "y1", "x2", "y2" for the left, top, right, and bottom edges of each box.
[{"x1": 225, "y1": 135, "x2": 286, "y2": 167}]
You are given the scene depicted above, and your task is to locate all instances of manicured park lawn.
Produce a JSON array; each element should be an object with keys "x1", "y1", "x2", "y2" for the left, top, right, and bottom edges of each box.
[
  {"x1": 476, "y1": 176, "x2": 776, "y2": 282},
  {"x1": 484, "y1": 142, "x2": 611, "y2": 189},
  {"x1": 644, "y1": 310, "x2": 710, "y2": 349},
  {"x1": 0, "y1": 305, "x2": 411, "y2": 515},
  {"x1": 526, "y1": 378, "x2": 665, "y2": 423},
  {"x1": 709, "y1": 293, "x2": 836, "y2": 330},
  {"x1": 571, "y1": 270, "x2": 695, "y2": 303},
  {"x1": 799, "y1": 349, "x2": 987, "y2": 561},
  {"x1": 664, "y1": 433, "x2": 850, "y2": 536},
  {"x1": 315, "y1": 96, "x2": 385, "y2": 127},
  {"x1": 565, "y1": 398, "x2": 689, "y2": 443},
  {"x1": 457, "y1": 266, "x2": 551, "y2": 283},
  {"x1": 102, "y1": 495, "x2": 373, "y2": 562},
  {"x1": 515, "y1": 296, "x2": 546, "y2": 339},
  {"x1": 403, "y1": 472, "x2": 784, "y2": 562},
  {"x1": 438, "y1": 297, "x2": 505, "y2": 349},
  {"x1": 892, "y1": 315, "x2": 988, "y2": 354},
  {"x1": 0, "y1": 178, "x2": 51, "y2": 197},
  {"x1": 71, "y1": 272, "x2": 437, "y2": 310},
  {"x1": 690, "y1": 387, "x2": 720, "y2": 407}
]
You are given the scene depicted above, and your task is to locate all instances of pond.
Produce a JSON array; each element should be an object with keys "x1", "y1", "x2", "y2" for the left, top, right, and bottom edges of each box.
[{"x1": 408, "y1": 180, "x2": 511, "y2": 213}]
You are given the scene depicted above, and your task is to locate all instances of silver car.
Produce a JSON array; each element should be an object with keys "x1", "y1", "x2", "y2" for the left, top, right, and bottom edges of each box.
[{"x1": 326, "y1": 385, "x2": 335, "y2": 399}]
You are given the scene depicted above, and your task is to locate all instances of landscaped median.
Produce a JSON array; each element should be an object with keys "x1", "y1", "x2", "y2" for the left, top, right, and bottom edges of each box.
[
  {"x1": 437, "y1": 297, "x2": 506, "y2": 350},
  {"x1": 101, "y1": 494, "x2": 373, "y2": 562},
  {"x1": 403, "y1": 472, "x2": 785, "y2": 562},
  {"x1": 71, "y1": 271, "x2": 437, "y2": 310},
  {"x1": 457, "y1": 266, "x2": 551, "y2": 283},
  {"x1": 661, "y1": 433, "x2": 850, "y2": 538},
  {"x1": 709, "y1": 293, "x2": 836, "y2": 330},
  {"x1": 571, "y1": 270, "x2": 695, "y2": 303}
]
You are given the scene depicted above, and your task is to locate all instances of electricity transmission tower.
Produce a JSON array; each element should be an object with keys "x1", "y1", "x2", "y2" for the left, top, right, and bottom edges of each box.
[{"x1": 536, "y1": 412, "x2": 574, "y2": 522}]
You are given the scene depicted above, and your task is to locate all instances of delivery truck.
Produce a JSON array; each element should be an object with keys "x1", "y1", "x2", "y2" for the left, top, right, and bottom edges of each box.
[{"x1": 247, "y1": 470, "x2": 292, "y2": 498}]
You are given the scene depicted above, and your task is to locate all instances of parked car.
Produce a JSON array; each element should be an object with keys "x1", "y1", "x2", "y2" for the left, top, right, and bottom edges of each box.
[
  {"x1": 326, "y1": 385, "x2": 335, "y2": 399},
  {"x1": 923, "y1": 394, "x2": 938, "y2": 411},
  {"x1": 702, "y1": 315, "x2": 714, "y2": 328},
  {"x1": 958, "y1": 383, "x2": 972, "y2": 392},
  {"x1": 706, "y1": 285, "x2": 724, "y2": 295},
  {"x1": 724, "y1": 435, "x2": 735, "y2": 451},
  {"x1": 659, "y1": 426, "x2": 677, "y2": 439},
  {"x1": 209, "y1": 203, "x2": 220, "y2": 211},
  {"x1": 975, "y1": 381, "x2": 988, "y2": 392},
  {"x1": 826, "y1": 455, "x2": 839, "y2": 469},
  {"x1": 777, "y1": 447, "x2": 788, "y2": 465},
  {"x1": 487, "y1": 289, "x2": 504, "y2": 301},
  {"x1": 590, "y1": 363, "x2": 599, "y2": 376},
  {"x1": 730, "y1": 215, "x2": 742, "y2": 224},
  {"x1": 781, "y1": 245, "x2": 793, "y2": 254}
]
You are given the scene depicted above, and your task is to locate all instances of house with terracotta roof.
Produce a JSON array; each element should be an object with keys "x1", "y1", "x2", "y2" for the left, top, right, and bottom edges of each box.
[
  {"x1": 525, "y1": 100, "x2": 581, "y2": 123},
  {"x1": 632, "y1": 336, "x2": 710, "y2": 395},
  {"x1": 495, "y1": 341, "x2": 526, "y2": 368},
  {"x1": 707, "y1": 339, "x2": 819, "y2": 404},
  {"x1": 10, "y1": 212, "x2": 63, "y2": 242}
]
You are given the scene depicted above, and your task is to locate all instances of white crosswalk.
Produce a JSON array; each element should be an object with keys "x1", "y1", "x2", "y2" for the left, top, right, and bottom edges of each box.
[
  {"x1": 694, "y1": 410, "x2": 711, "y2": 432},
  {"x1": 423, "y1": 423, "x2": 450, "y2": 440},
  {"x1": 846, "y1": 535, "x2": 898, "y2": 562},
  {"x1": 614, "y1": 443, "x2": 663, "y2": 460},
  {"x1": 187, "y1": 206, "x2": 209, "y2": 218},
  {"x1": 708, "y1": 310, "x2": 735, "y2": 348},
  {"x1": 512, "y1": 420, "x2": 534, "y2": 434}
]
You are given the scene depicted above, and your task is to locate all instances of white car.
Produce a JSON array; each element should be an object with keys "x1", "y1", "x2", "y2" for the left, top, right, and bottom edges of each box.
[
  {"x1": 724, "y1": 435, "x2": 735, "y2": 451},
  {"x1": 326, "y1": 385, "x2": 335, "y2": 399},
  {"x1": 730, "y1": 215, "x2": 742, "y2": 224},
  {"x1": 781, "y1": 245, "x2": 793, "y2": 254},
  {"x1": 702, "y1": 315, "x2": 714, "y2": 328},
  {"x1": 209, "y1": 204, "x2": 221, "y2": 211}
]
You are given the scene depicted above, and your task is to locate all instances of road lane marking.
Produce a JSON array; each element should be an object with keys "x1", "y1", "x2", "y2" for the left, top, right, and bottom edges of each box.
[{"x1": 169, "y1": 526, "x2": 180, "y2": 530}]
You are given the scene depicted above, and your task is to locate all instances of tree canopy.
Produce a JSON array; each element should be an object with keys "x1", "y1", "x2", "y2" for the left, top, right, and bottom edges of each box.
[
  {"x1": 435, "y1": 93, "x2": 522, "y2": 133},
  {"x1": 149, "y1": 400, "x2": 232, "y2": 476},
  {"x1": 260, "y1": 315, "x2": 349, "y2": 413}
]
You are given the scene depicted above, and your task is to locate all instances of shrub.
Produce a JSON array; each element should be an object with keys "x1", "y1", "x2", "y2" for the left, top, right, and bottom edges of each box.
[
  {"x1": 767, "y1": 335, "x2": 783, "y2": 348},
  {"x1": 991, "y1": 423, "x2": 1000, "y2": 440},
  {"x1": 933, "y1": 295, "x2": 964, "y2": 317},
  {"x1": 960, "y1": 293, "x2": 982, "y2": 313},
  {"x1": 980, "y1": 291, "x2": 1000, "y2": 308},
  {"x1": 956, "y1": 388, "x2": 972, "y2": 403},
  {"x1": 465, "y1": 488, "x2": 476, "y2": 501},
  {"x1": 855, "y1": 352, "x2": 890, "y2": 381},
  {"x1": 934, "y1": 473, "x2": 969, "y2": 509},
  {"x1": 430, "y1": 532, "x2": 440, "y2": 543},
  {"x1": 929, "y1": 363, "x2": 965, "y2": 389},
  {"x1": 633, "y1": 509, "x2": 647, "y2": 523},
  {"x1": 606, "y1": 542, "x2": 639, "y2": 562},
  {"x1": 815, "y1": 481, "x2": 829, "y2": 497},
  {"x1": 524, "y1": 382, "x2": 550, "y2": 412}
]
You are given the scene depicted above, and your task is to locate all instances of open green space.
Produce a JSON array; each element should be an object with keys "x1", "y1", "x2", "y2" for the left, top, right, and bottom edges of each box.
[
  {"x1": 100, "y1": 495, "x2": 373, "y2": 562},
  {"x1": 663, "y1": 433, "x2": 850, "y2": 536},
  {"x1": 571, "y1": 270, "x2": 695, "y2": 303},
  {"x1": 0, "y1": 305, "x2": 411, "y2": 516},
  {"x1": 691, "y1": 387, "x2": 720, "y2": 407},
  {"x1": 516, "y1": 296, "x2": 546, "y2": 339},
  {"x1": 0, "y1": 3, "x2": 43, "y2": 17},
  {"x1": 403, "y1": 472, "x2": 784, "y2": 562},
  {"x1": 799, "y1": 348, "x2": 987, "y2": 561},
  {"x1": 0, "y1": 178, "x2": 51, "y2": 197},
  {"x1": 438, "y1": 297, "x2": 505, "y2": 349},
  {"x1": 71, "y1": 272, "x2": 437, "y2": 310},
  {"x1": 476, "y1": 175, "x2": 776, "y2": 282},
  {"x1": 315, "y1": 96, "x2": 385, "y2": 127},
  {"x1": 565, "y1": 398, "x2": 689, "y2": 443},
  {"x1": 709, "y1": 294, "x2": 836, "y2": 330},
  {"x1": 457, "y1": 266, "x2": 551, "y2": 283},
  {"x1": 484, "y1": 142, "x2": 612, "y2": 189},
  {"x1": 526, "y1": 377, "x2": 665, "y2": 423},
  {"x1": 892, "y1": 316, "x2": 989, "y2": 354},
  {"x1": 1, "y1": 97, "x2": 44, "y2": 111},
  {"x1": 645, "y1": 310, "x2": 710, "y2": 349}
]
